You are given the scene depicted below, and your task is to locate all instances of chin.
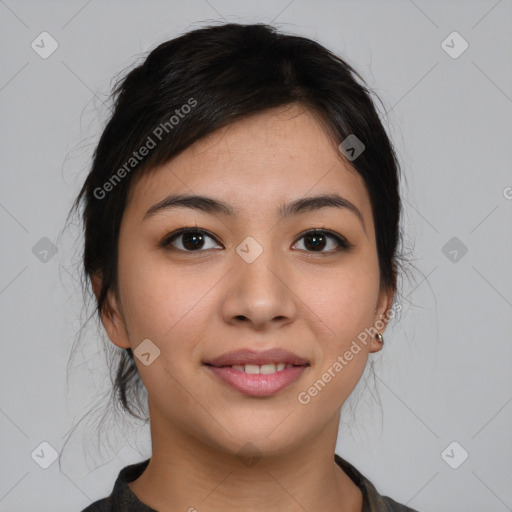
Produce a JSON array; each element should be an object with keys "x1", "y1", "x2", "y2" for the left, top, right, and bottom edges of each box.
[{"x1": 200, "y1": 416, "x2": 308, "y2": 459}]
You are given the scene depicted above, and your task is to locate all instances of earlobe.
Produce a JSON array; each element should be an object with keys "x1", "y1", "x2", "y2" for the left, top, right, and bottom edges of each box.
[
  {"x1": 368, "y1": 327, "x2": 385, "y2": 354},
  {"x1": 91, "y1": 273, "x2": 131, "y2": 350},
  {"x1": 369, "y1": 287, "x2": 395, "y2": 353}
]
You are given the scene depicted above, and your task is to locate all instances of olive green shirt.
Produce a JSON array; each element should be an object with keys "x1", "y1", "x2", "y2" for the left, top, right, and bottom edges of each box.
[{"x1": 81, "y1": 454, "x2": 420, "y2": 511}]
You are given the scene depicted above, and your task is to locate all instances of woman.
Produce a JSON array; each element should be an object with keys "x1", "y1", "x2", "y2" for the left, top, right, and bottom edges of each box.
[{"x1": 74, "y1": 22, "x2": 417, "y2": 512}]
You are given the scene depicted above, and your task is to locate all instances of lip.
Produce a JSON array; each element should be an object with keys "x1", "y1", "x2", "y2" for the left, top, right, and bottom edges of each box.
[
  {"x1": 206, "y1": 365, "x2": 308, "y2": 397},
  {"x1": 203, "y1": 348, "x2": 309, "y2": 397},
  {"x1": 204, "y1": 348, "x2": 309, "y2": 367}
]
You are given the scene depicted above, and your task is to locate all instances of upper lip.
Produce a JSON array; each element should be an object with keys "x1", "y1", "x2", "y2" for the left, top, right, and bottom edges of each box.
[{"x1": 204, "y1": 348, "x2": 309, "y2": 367}]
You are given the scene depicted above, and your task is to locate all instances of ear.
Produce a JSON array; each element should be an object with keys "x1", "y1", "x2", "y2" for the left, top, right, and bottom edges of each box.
[
  {"x1": 91, "y1": 273, "x2": 131, "y2": 349},
  {"x1": 369, "y1": 286, "x2": 395, "y2": 354}
]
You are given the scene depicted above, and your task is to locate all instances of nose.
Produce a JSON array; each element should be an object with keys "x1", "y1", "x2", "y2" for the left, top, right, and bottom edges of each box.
[{"x1": 221, "y1": 243, "x2": 298, "y2": 331}]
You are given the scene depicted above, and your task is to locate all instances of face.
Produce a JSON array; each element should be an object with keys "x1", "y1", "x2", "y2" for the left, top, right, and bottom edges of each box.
[{"x1": 97, "y1": 104, "x2": 394, "y2": 457}]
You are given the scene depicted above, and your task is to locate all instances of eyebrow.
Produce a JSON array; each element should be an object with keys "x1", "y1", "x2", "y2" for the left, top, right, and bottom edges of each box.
[{"x1": 143, "y1": 193, "x2": 366, "y2": 233}]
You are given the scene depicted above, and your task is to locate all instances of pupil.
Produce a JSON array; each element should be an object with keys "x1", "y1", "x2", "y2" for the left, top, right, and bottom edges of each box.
[
  {"x1": 183, "y1": 232, "x2": 203, "y2": 250},
  {"x1": 305, "y1": 233, "x2": 325, "y2": 251}
]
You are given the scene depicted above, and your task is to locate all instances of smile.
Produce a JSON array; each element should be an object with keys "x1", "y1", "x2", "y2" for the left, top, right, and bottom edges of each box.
[
  {"x1": 230, "y1": 362, "x2": 294, "y2": 374},
  {"x1": 205, "y1": 363, "x2": 308, "y2": 397}
]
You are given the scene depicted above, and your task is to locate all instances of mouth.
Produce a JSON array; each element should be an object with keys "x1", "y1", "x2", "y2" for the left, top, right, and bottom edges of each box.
[
  {"x1": 203, "y1": 348, "x2": 309, "y2": 367},
  {"x1": 207, "y1": 362, "x2": 303, "y2": 374},
  {"x1": 203, "y1": 348, "x2": 310, "y2": 397}
]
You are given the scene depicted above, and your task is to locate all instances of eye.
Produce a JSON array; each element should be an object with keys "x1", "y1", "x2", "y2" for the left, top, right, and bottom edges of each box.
[
  {"x1": 161, "y1": 228, "x2": 221, "y2": 252},
  {"x1": 293, "y1": 229, "x2": 352, "y2": 253},
  {"x1": 160, "y1": 228, "x2": 352, "y2": 254}
]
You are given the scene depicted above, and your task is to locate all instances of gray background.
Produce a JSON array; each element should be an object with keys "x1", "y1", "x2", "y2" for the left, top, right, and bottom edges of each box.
[{"x1": 1, "y1": 1, "x2": 511, "y2": 511}]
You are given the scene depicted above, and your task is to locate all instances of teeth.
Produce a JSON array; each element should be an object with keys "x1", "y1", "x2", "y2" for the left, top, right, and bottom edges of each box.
[
  {"x1": 230, "y1": 363, "x2": 295, "y2": 374},
  {"x1": 245, "y1": 364, "x2": 261, "y2": 374},
  {"x1": 260, "y1": 364, "x2": 276, "y2": 374}
]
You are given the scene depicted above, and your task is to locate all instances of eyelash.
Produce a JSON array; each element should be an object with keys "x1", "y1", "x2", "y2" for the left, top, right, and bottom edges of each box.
[{"x1": 160, "y1": 227, "x2": 353, "y2": 255}]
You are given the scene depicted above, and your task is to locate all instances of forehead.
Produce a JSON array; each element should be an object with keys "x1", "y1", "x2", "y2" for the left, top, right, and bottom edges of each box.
[{"x1": 125, "y1": 105, "x2": 372, "y2": 224}]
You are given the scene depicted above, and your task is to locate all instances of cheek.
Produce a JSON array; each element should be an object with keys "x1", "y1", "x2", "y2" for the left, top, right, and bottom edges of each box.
[
  {"x1": 116, "y1": 242, "x2": 215, "y2": 355},
  {"x1": 302, "y1": 253, "x2": 380, "y2": 341},
  {"x1": 296, "y1": 254, "x2": 380, "y2": 403},
  {"x1": 115, "y1": 250, "x2": 213, "y2": 404}
]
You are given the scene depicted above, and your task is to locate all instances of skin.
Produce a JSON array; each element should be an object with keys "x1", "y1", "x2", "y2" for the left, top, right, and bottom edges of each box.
[{"x1": 93, "y1": 103, "x2": 394, "y2": 512}]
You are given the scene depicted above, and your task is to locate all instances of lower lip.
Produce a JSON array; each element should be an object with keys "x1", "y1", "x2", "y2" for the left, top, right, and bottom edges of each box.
[{"x1": 205, "y1": 365, "x2": 308, "y2": 397}]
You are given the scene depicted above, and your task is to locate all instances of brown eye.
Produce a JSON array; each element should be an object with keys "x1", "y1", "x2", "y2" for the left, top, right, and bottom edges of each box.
[
  {"x1": 161, "y1": 228, "x2": 351, "y2": 254},
  {"x1": 293, "y1": 230, "x2": 351, "y2": 253},
  {"x1": 161, "y1": 228, "x2": 221, "y2": 252}
]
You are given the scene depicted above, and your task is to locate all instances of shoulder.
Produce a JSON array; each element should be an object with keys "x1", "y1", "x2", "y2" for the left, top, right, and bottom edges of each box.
[
  {"x1": 80, "y1": 498, "x2": 112, "y2": 512},
  {"x1": 79, "y1": 458, "x2": 152, "y2": 512},
  {"x1": 377, "y1": 495, "x2": 420, "y2": 511},
  {"x1": 334, "y1": 453, "x2": 421, "y2": 512}
]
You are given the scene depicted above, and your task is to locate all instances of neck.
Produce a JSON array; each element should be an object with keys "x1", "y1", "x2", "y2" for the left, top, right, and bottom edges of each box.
[{"x1": 128, "y1": 411, "x2": 363, "y2": 512}]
